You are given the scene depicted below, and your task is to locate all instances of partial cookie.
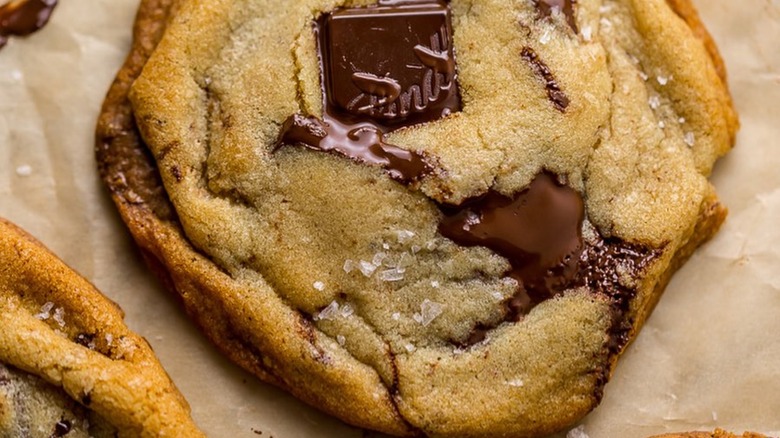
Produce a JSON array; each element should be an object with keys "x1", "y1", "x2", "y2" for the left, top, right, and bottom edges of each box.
[
  {"x1": 0, "y1": 218, "x2": 204, "y2": 437},
  {"x1": 650, "y1": 430, "x2": 771, "y2": 438},
  {"x1": 97, "y1": 0, "x2": 737, "y2": 436}
]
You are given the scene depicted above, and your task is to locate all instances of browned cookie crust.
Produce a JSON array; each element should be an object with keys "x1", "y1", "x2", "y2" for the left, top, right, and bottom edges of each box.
[
  {"x1": 0, "y1": 218, "x2": 204, "y2": 437},
  {"x1": 650, "y1": 430, "x2": 771, "y2": 438},
  {"x1": 96, "y1": 0, "x2": 737, "y2": 436}
]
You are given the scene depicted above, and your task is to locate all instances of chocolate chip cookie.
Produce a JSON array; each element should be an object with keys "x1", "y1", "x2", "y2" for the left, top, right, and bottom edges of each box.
[
  {"x1": 0, "y1": 218, "x2": 204, "y2": 437},
  {"x1": 97, "y1": 0, "x2": 738, "y2": 436}
]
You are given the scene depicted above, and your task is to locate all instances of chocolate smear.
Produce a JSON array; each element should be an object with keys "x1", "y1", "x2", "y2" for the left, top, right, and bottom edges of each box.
[
  {"x1": 0, "y1": 0, "x2": 58, "y2": 50},
  {"x1": 521, "y1": 46, "x2": 570, "y2": 112},
  {"x1": 533, "y1": 0, "x2": 578, "y2": 32}
]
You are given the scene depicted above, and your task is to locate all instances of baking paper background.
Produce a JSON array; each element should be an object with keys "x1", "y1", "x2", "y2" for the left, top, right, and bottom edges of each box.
[{"x1": 0, "y1": 1, "x2": 778, "y2": 437}]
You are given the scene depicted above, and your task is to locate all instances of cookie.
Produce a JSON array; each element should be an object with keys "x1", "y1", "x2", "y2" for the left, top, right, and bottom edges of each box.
[
  {"x1": 97, "y1": 0, "x2": 737, "y2": 436},
  {"x1": 649, "y1": 431, "x2": 770, "y2": 438},
  {"x1": 0, "y1": 218, "x2": 204, "y2": 437}
]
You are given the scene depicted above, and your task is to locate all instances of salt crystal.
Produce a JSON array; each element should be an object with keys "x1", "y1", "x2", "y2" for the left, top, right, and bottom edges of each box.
[
  {"x1": 657, "y1": 75, "x2": 669, "y2": 85},
  {"x1": 412, "y1": 299, "x2": 444, "y2": 327},
  {"x1": 505, "y1": 379, "x2": 524, "y2": 387},
  {"x1": 463, "y1": 211, "x2": 481, "y2": 231},
  {"x1": 639, "y1": 71, "x2": 649, "y2": 81},
  {"x1": 337, "y1": 335, "x2": 346, "y2": 346},
  {"x1": 340, "y1": 304, "x2": 354, "y2": 318},
  {"x1": 678, "y1": 117, "x2": 686, "y2": 124},
  {"x1": 343, "y1": 260, "x2": 355, "y2": 273},
  {"x1": 397, "y1": 252, "x2": 414, "y2": 268},
  {"x1": 379, "y1": 268, "x2": 405, "y2": 282},
  {"x1": 581, "y1": 25, "x2": 592, "y2": 42},
  {"x1": 52, "y1": 308, "x2": 66, "y2": 328},
  {"x1": 648, "y1": 95, "x2": 661, "y2": 109},
  {"x1": 105, "y1": 333, "x2": 113, "y2": 345},
  {"x1": 396, "y1": 230, "x2": 416, "y2": 244},
  {"x1": 203, "y1": 76, "x2": 212, "y2": 86},
  {"x1": 382, "y1": 243, "x2": 390, "y2": 250},
  {"x1": 431, "y1": 280, "x2": 440, "y2": 288},
  {"x1": 539, "y1": 27, "x2": 553, "y2": 45},
  {"x1": 313, "y1": 281, "x2": 326, "y2": 291},
  {"x1": 392, "y1": 312, "x2": 401, "y2": 321},
  {"x1": 404, "y1": 344, "x2": 416, "y2": 353},
  {"x1": 567, "y1": 425, "x2": 589, "y2": 438},
  {"x1": 492, "y1": 292, "x2": 504, "y2": 300},
  {"x1": 16, "y1": 165, "x2": 32, "y2": 176},
  {"x1": 425, "y1": 240, "x2": 437, "y2": 251},
  {"x1": 358, "y1": 260, "x2": 377, "y2": 277},
  {"x1": 34, "y1": 302, "x2": 55, "y2": 320},
  {"x1": 411, "y1": 245, "x2": 421, "y2": 254},
  {"x1": 372, "y1": 252, "x2": 388, "y2": 266},
  {"x1": 684, "y1": 132, "x2": 695, "y2": 147},
  {"x1": 658, "y1": 121, "x2": 666, "y2": 129},
  {"x1": 314, "y1": 301, "x2": 340, "y2": 321}
]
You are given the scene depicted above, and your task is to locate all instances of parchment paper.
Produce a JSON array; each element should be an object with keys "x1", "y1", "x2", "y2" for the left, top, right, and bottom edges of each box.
[{"x1": 0, "y1": 1, "x2": 778, "y2": 437}]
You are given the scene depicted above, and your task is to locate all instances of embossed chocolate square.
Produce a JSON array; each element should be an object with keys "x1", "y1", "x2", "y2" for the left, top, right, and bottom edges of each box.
[{"x1": 320, "y1": 1, "x2": 460, "y2": 127}]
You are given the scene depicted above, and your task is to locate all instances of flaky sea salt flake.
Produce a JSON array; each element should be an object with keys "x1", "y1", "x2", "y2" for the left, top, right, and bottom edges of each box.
[
  {"x1": 379, "y1": 268, "x2": 405, "y2": 282},
  {"x1": 684, "y1": 132, "x2": 696, "y2": 147},
  {"x1": 396, "y1": 230, "x2": 416, "y2": 244},
  {"x1": 413, "y1": 299, "x2": 444, "y2": 327},
  {"x1": 431, "y1": 280, "x2": 440, "y2": 288},
  {"x1": 343, "y1": 259, "x2": 355, "y2": 273},
  {"x1": 372, "y1": 252, "x2": 388, "y2": 266},
  {"x1": 315, "y1": 301, "x2": 340, "y2": 321},
  {"x1": 52, "y1": 307, "x2": 66, "y2": 328},
  {"x1": 34, "y1": 302, "x2": 55, "y2": 320},
  {"x1": 339, "y1": 304, "x2": 354, "y2": 318},
  {"x1": 581, "y1": 25, "x2": 592, "y2": 42},
  {"x1": 358, "y1": 260, "x2": 377, "y2": 277},
  {"x1": 16, "y1": 165, "x2": 32, "y2": 176},
  {"x1": 505, "y1": 379, "x2": 524, "y2": 387}
]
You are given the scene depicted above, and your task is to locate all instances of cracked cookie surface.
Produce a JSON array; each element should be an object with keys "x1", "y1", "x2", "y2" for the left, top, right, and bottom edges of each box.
[
  {"x1": 0, "y1": 218, "x2": 204, "y2": 437},
  {"x1": 98, "y1": 0, "x2": 736, "y2": 436}
]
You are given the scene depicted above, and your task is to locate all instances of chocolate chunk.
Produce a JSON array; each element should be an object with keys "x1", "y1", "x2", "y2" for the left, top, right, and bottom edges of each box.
[
  {"x1": 441, "y1": 172, "x2": 660, "y2": 346},
  {"x1": 533, "y1": 0, "x2": 578, "y2": 32},
  {"x1": 0, "y1": 0, "x2": 59, "y2": 50},
  {"x1": 439, "y1": 172, "x2": 584, "y2": 308},
  {"x1": 521, "y1": 46, "x2": 570, "y2": 112},
  {"x1": 321, "y1": 1, "x2": 459, "y2": 127}
]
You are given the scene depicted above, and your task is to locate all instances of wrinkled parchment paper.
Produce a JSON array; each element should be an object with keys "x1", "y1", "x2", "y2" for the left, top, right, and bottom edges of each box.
[{"x1": 0, "y1": 1, "x2": 778, "y2": 436}]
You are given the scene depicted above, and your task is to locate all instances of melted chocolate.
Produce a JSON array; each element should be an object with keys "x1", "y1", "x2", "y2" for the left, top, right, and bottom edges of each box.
[
  {"x1": 440, "y1": 172, "x2": 584, "y2": 314},
  {"x1": 0, "y1": 0, "x2": 58, "y2": 49},
  {"x1": 533, "y1": 0, "x2": 577, "y2": 32},
  {"x1": 521, "y1": 46, "x2": 570, "y2": 112},
  {"x1": 278, "y1": 114, "x2": 431, "y2": 183},
  {"x1": 278, "y1": 1, "x2": 460, "y2": 183},
  {"x1": 440, "y1": 172, "x2": 659, "y2": 346}
]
